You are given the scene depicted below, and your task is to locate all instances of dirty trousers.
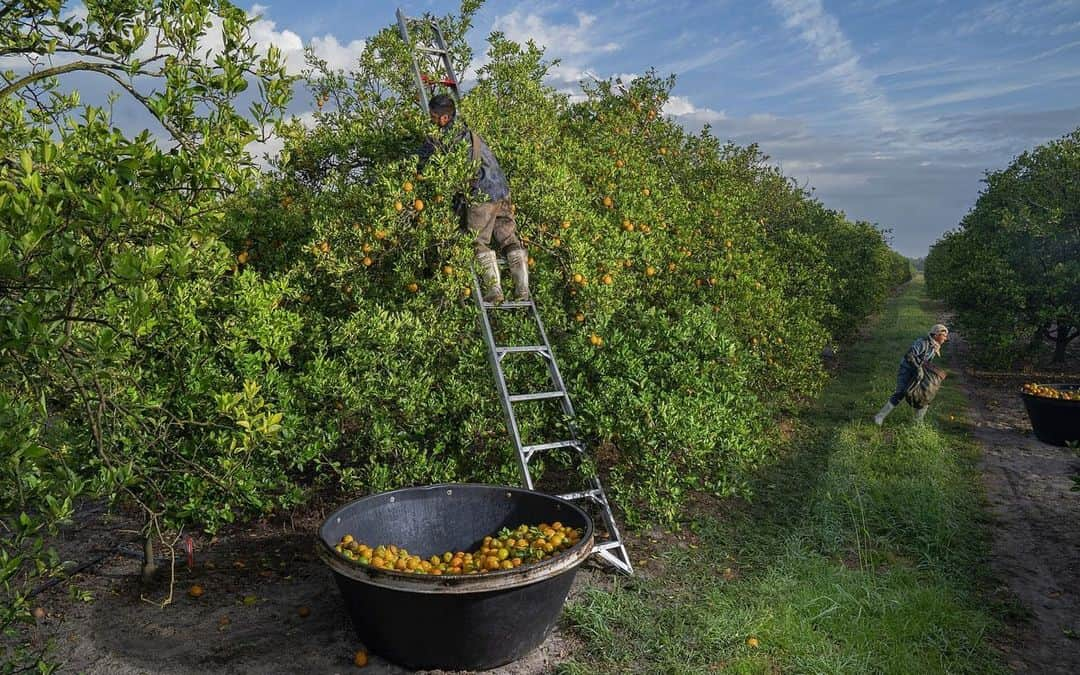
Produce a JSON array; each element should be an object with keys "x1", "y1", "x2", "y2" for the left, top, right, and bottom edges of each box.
[{"x1": 467, "y1": 200, "x2": 524, "y2": 255}]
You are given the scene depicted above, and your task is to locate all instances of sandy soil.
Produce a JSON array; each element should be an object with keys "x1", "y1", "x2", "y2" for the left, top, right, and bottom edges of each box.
[{"x1": 950, "y1": 335, "x2": 1080, "y2": 674}]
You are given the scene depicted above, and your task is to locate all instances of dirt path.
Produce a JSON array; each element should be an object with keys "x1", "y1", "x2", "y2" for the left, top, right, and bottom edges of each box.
[{"x1": 950, "y1": 335, "x2": 1080, "y2": 673}]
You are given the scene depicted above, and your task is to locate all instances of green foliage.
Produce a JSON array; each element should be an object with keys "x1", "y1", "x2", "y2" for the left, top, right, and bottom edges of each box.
[
  {"x1": 1, "y1": 0, "x2": 294, "y2": 664},
  {"x1": 926, "y1": 128, "x2": 1080, "y2": 365},
  {"x1": 244, "y1": 13, "x2": 909, "y2": 526}
]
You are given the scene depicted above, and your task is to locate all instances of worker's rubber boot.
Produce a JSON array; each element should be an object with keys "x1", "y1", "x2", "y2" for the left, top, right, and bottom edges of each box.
[
  {"x1": 873, "y1": 401, "x2": 895, "y2": 426},
  {"x1": 476, "y1": 250, "x2": 504, "y2": 303},
  {"x1": 506, "y1": 248, "x2": 531, "y2": 301},
  {"x1": 914, "y1": 406, "x2": 928, "y2": 424}
]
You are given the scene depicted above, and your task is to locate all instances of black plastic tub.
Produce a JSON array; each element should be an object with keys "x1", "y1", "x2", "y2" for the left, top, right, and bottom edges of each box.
[
  {"x1": 317, "y1": 483, "x2": 594, "y2": 671},
  {"x1": 1020, "y1": 384, "x2": 1080, "y2": 446}
]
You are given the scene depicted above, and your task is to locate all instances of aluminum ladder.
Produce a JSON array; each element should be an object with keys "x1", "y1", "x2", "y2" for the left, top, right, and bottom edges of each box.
[{"x1": 395, "y1": 8, "x2": 633, "y2": 575}]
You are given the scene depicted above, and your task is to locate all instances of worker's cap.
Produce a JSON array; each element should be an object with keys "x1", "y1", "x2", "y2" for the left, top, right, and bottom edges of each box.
[{"x1": 929, "y1": 324, "x2": 948, "y2": 336}]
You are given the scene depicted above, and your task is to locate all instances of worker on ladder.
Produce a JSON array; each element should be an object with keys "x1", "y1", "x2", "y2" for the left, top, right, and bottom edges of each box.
[{"x1": 417, "y1": 94, "x2": 530, "y2": 303}]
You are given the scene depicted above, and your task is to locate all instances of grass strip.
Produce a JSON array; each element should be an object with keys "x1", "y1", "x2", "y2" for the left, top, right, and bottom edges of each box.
[{"x1": 560, "y1": 276, "x2": 1003, "y2": 674}]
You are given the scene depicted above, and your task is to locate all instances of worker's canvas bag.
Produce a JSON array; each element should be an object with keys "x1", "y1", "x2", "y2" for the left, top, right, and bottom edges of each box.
[{"x1": 905, "y1": 362, "x2": 947, "y2": 409}]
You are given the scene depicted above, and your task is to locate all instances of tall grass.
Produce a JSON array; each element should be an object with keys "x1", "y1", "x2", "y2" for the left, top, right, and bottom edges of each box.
[{"x1": 559, "y1": 277, "x2": 1002, "y2": 674}]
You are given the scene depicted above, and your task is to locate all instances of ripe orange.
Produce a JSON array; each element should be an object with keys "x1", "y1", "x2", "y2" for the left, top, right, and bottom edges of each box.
[
  {"x1": 561, "y1": 220, "x2": 571, "y2": 229},
  {"x1": 527, "y1": 256, "x2": 535, "y2": 267},
  {"x1": 746, "y1": 637, "x2": 760, "y2": 648},
  {"x1": 659, "y1": 146, "x2": 668, "y2": 155},
  {"x1": 589, "y1": 334, "x2": 603, "y2": 347},
  {"x1": 574, "y1": 312, "x2": 585, "y2": 322},
  {"x1": 354, "y1": 649, "x2": 369, "y2": 667},
  {"x1": 602, "y1": 274, "x2": 613, "y2": 285},
  {"x1": 442, "y1": 265, "x2": 454, "y2": 276},
  {"x1": 403, "y1": 181, "x2": 413, "y2": 192},
  {"x1": 645, "y1": 266, "x2": 656, "y2": 277},
  {"x1": 237, "y1": 251, "x2": 249, "y2": 264},
  {"x1": 572, "y1": 273, "x2": 584, "y2": 284},
  {"x1": 615, "y1": 159, "x2": 625, "y2": 168},
  {"x1": 393, "y1": 201, "x2": 403, "y2": 212},
  {"x1": 374, "y1": 229, "x2": 386, "y2": 240},
  {"x1": 602, "y1": 196, "x2": 613, "y2": 208},
  {"x1": 188, "y1": 584, "x2": 204, "y2": 598},
  {"x1": 298, "y1": 606, "x2": 311, "y2": 618},
  {"x1": 413, "y1": 199, "x2": 424, "y2": 211},
  {"x1": 362, "y1": 256, "x2": 373, "y2": 267},
  {"x1": 642, "y1": 188, "x2": 651, "y2": 196},
  {"x1": 406, "y1": 283, "x2": 419, "y2": 293}
]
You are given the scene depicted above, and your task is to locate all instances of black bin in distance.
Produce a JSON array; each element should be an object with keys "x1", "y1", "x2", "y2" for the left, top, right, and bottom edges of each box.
[
  {"x1": 1020, "y1": 384, "x2": 1080, "y2": 446},
  {"x1": 317, "y1": 483, "x2": 595, "y2": 671}
]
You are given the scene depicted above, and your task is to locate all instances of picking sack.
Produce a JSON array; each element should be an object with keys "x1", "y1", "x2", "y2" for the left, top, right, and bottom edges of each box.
[{"x1": 906, "y1": 362, "x2": 947, "y2": 409}]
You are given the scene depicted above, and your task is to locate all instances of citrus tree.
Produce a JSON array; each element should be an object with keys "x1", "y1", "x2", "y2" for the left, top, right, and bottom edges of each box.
[
  {"x1": 245, "y1": 6, "x2": 909, "y2": 523},
  {"x1": 927, "y1": 128, "x2": 1080, "y2": 365},
  {"x1": 1, "y1": 0, "x2": 296, "y2": 660}
]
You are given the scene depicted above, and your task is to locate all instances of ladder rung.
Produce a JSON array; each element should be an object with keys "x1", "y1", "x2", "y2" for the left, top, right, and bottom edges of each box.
[
  {"x1": 416, "y1": 46, "x2": 449, "y2": 56},
  {"x1": 496, "y1": 345, "x2": 549, "y2": 356},
  {"x1": 594, "y1": 541, "x2": 622, "y2": 552},
  {"x1": 508, "y1": 391, "x2": 565, "y2": 403},
  {"x1": 522, "y1": 440, "x2": 582, "y2": 454},
  {"x1": 482, "y1": 300, "x2": 532, "y2": 310},
  {"x1": 558, "y1": 488, "x2": 604, "y2": 502}
]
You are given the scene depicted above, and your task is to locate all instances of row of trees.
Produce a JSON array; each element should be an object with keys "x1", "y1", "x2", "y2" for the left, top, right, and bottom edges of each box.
[
  {"x1": 926, "y1": 129, "x2": 1079, "y2": 365},
  {"x1": 1, "y1": 1, "x2": 908, "y2": 667}
]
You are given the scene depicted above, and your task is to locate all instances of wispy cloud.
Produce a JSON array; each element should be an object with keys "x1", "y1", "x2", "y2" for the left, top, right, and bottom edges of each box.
[{"x1": 768, "y1": 0, "x2": 897, "y2": 131}]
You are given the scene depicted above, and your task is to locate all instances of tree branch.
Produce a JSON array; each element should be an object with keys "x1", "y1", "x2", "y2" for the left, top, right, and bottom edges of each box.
[{"x1": 0, "y1": 59, "x2": 194, "y2": 151}]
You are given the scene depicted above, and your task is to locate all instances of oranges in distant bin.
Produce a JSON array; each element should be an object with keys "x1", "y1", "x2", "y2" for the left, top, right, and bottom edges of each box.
[
  {"x1": 1022, "y1": 383, "x2": 1079, "y2": 400},
  {"x1": 333, "y1": 522, "x2": 582, "y2": 575}
]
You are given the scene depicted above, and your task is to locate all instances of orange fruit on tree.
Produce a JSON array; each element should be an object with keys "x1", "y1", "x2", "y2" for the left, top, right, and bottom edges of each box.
[
  {"x1": 413, "y1": 198, "x2": 424, "y2": 211},
  {"x1": 589, "y1": 334, "x2": 603, "y2": 347},
  {"x1": 362, "y1": 256, "x2": 373, "y2": 267},
  {"x1": 561, "y1": 220, "x2": 571, "y2": 229},
  {"x1": 602, "y1": 274, "x2": 613, "y2": 285},
  {"x1": 746, "y1": 637, "x2": 760, "y2": 648},
  {"x1": 572, "y1": 273, "x2": 584, "y2": 284},
  {"x1": 642, "y1": 188, "x2": 651, "y2": 196},
  {"x1": 602, "y1": 195, "x2": 613, "y2": 208},
  {"x1": 442, "y1": 265, "x2": 454, "y2": 276},
  {"x1": 574, "y1": 312, "x2": 585, "y2": 322},
  {"x1": 374, "y1": 229, "x2": 386, "y2": 240},
  {"x1": 645, "y1": 266, "x2": 656, "y2": 277},
  {"x1": 615, "y1": 159, "x2": 625, "y2": 168},
  {"x1": 403, "y1": 181, "x2": 413, "y2": 192},
  {"x1": 237, "y1": 251, "x2": 249, "y2": 264},
  {"x1": 406, "y1": 283, "x2": 419, "y2": 293},
  {"x1": 393, "y1": 200, "x2": 403, "y2": 212}
]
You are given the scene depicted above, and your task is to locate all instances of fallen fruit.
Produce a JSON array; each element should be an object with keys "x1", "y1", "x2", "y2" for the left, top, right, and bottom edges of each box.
[
  {"x1": 188, "y1": 584, "x2": 204, "y2": 598},
  {"x1": 32, "y1": 607, "x2": 46, "y2": 620},
  {"x1": 747, "y1": 636, "x2": 759, "y2": 648},
  {"x1": 354, "y1": 649, "x2": 369, "y2": 667},
  {"x1": 298, "y1": 606, "x2": 311, "y2": 618}
]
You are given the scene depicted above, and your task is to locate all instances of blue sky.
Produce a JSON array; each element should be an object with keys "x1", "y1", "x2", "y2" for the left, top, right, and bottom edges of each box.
[{"x1": 26, "y1": 1, "x2": 1080, "y2": 256}]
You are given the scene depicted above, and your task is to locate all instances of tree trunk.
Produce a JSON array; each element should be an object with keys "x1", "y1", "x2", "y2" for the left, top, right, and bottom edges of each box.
[
  {"x1": 140, "y1": 533, "x2": 157, "y2": 584},
  {"x1": 1053, "y1": 324, "x2": 1074, "y2": 363}
]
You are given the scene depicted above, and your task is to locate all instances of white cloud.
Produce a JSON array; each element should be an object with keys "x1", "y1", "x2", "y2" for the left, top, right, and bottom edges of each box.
[
  {"x1": 246, "y1": 5, "x2": 365, "y2": 74},
  {"x1": 492, "y1": 10, "x2": 619, "y2": 57},
  {"x1": 663, "y1": 95, "x2": 726, "y2": 123}
]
